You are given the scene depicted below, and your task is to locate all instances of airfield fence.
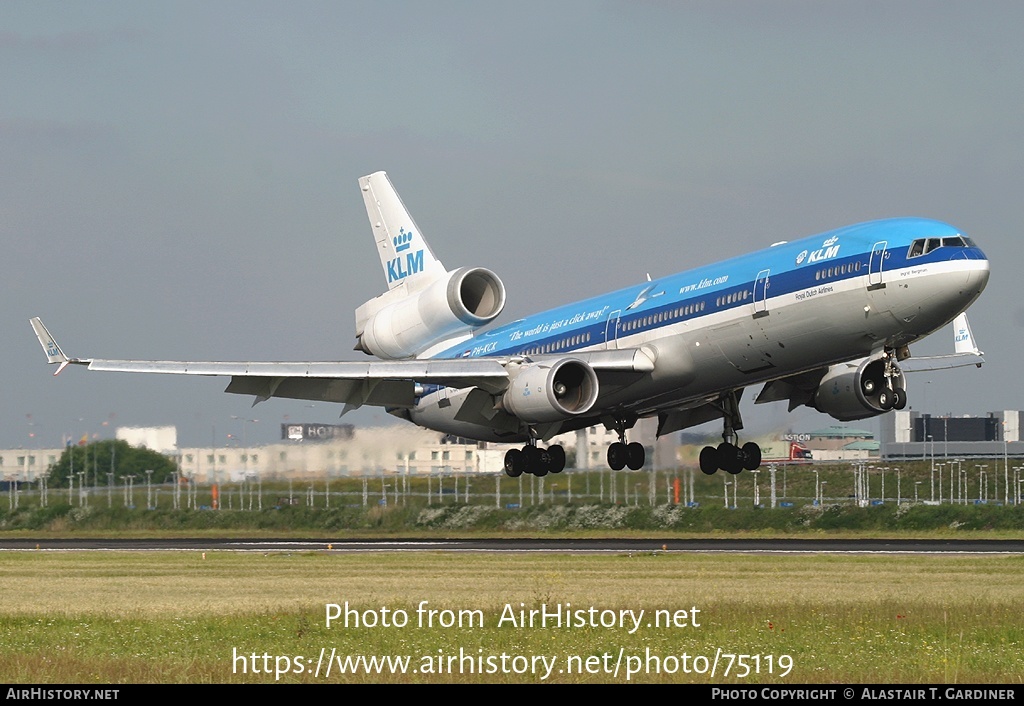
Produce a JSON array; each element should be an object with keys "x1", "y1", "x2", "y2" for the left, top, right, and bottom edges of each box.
[{"x1": 5, "y1": 461, "x2": 1024, "y2": 512}]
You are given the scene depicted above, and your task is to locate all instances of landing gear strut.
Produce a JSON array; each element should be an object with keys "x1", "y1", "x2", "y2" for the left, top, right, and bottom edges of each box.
[
  {"x1": 876, "y1": 347, "x2": 908, "y2": 411},
  {"x1": 698, "y1": 390, "x2": 762, "y2": 475},
  {"x1": 606, "y1": 417, "x2": 645, "y2": 471},
  {"x1": 504, "y1": 441, "x2": 566, "y2": 478}
]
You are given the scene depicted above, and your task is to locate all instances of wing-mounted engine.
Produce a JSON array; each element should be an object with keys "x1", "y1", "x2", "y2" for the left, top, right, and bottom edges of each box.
[
  {"x1": 813, "y1": 353, "x2": 907, "y2": 422},
  {"x1": 502, "y1": 358, "x2": 599, "y2": 423},
  {"x1": 355, "y1": 266, "x2": 506, "y2": 359}
]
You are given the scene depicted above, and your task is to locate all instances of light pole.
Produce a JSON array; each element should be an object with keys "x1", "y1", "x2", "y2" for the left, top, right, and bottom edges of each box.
[
  {"x1": 231, "y1": 416, "x2": 259, "y2": 480},
  {"x1": 813, "y1": 469, "x2": 820, "y2": 506},
  {"x1": 928, "y1": 434, "x2": 935, "y2": 501},
  {"x1": 915, "y1": 481, "x2": 922, "y2": 503},
  {"x1": 1004, "y1": 421, "x2": 1010, "y2": 505}
]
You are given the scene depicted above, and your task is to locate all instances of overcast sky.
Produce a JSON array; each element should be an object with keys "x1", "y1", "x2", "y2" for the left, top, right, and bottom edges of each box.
[{"x1": 3, "y1": 1, "x2": 1021, "y2": 450}]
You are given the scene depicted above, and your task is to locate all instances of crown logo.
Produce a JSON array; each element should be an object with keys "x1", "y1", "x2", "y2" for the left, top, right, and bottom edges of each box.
[{"x1": 394, "y1": 228, "x2": 414, "y2": 252}]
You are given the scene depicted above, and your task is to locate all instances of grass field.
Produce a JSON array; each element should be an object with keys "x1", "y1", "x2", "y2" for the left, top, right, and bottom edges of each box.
[{"x1": 0, "y1": 550, "x2": 1021, "y2": 683}]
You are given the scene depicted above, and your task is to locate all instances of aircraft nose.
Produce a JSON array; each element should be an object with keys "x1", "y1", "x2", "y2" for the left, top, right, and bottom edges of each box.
[
  {"x1": 958, "y1": 251, "x2": 990, "y2": 309},
  {"x1": 969, "y1": 258, "x2": 990, "y2": 291}
]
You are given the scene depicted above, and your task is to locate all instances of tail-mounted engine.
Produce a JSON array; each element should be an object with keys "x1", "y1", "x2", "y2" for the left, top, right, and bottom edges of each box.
[
  {"x1": 813, "y1": 353, "x2": 907, "y2": 422},
  {"x1": 502, "y1": 358, "x2": 599, "y2": 424},
  {"x1": 355, "y1": 267, "x2": 506, "y2": 359}
]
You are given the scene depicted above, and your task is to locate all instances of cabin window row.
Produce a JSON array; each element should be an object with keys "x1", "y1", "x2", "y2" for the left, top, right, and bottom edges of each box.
[
  {"x1": 814, "y1": 261, "x2": 862, "y2": 281},
  {"x1": 521, "y1": 331, "x2": 592, "y2": 356},
  {"x1": 715, "y1": 290, "x2": 751, "y2": 308},
  {"x1": 621, "y1": 301, "x2": 707, "y2": 334}
]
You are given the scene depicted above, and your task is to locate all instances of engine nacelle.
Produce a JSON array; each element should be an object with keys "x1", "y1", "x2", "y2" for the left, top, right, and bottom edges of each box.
[
  {"x1": 813, "y1": 355, "x2": 906, "y2": 422},
  {"x1": 356, "y1": 267, "x2": 506, "y2": 359},
  {"x1": 503, "y1": 359, "x2": 600, "y2": 424}
]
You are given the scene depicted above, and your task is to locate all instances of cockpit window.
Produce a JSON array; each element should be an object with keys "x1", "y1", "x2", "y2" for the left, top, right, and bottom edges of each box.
[{"x1": 908, "y1": 235, "x2": 973, "y2": 259}]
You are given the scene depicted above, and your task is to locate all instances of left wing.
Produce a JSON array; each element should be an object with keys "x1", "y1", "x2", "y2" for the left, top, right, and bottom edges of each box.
[{"x1": 30, "y1": 317, "x2": 653, "y2": 412}]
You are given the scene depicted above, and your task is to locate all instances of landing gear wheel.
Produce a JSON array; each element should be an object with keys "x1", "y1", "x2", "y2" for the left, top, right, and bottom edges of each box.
[
  {"x1": 538, "y1": 448, "x2": 553, "y2": 476},
  {"x1": 626, "y1": 442, "x2": 645, "y2": 471},
  {"x1": 741, "y1": 442, "x2": 762, "y2": 471},
  {"x1": 893, "y1": 387, "x2": 908, "y2": 410},
  {"x1": 718, "y1": 442, "x2": 743, "y2": 475},
  {"x1": 877, "y1": 389, "x2": 894, "y2": 411},
  {"x1": 523, "y1": 445, "x2": 547, "y2": 476},
  {"x1": 503, "y1": 449, "x2": 524, "y2": 478},
  {"x1": 699, "y1": 446, "x2": 719, "y2": 475},
  {"x1": 607, "y1": 442, "x2": 627, "y2": 471},
  {"x1": 547, "y1": 445, "x2": 566, "y2": 473}
]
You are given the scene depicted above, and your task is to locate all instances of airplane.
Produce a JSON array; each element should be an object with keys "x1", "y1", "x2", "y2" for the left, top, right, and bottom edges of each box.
[{"x1": 31, "y1": 171, "x2": 990, "y2": 478}]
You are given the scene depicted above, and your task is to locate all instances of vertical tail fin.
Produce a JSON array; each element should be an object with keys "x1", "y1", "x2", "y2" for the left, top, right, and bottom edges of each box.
[{"x1": 359, "y1": 171, "x2": 446, "y2": 290}]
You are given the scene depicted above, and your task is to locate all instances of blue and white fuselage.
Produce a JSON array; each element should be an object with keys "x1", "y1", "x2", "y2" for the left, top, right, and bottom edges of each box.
[{"x1": 410, "y1": 216, "x2": 988, "y2": 444}]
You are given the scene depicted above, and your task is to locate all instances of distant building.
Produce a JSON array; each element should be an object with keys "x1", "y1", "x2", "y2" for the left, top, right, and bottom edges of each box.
[
  {"x1": 804, "y1": 426, "x2": 879, "y2": 461},
  {"x1": 0, "y1": 448, "x2": 63, "y2": 481},
  {"x1": 116, "y1": 426, "x2": 178, "y2": 454},
  {"x1": 880, "y1": 410, "x2": 1024, "y2": 460}
]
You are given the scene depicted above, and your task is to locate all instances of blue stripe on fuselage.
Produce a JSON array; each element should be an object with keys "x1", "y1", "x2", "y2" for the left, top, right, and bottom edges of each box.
[{"x1": 433, "y1": 217, "x2": 981, "y2": 361}]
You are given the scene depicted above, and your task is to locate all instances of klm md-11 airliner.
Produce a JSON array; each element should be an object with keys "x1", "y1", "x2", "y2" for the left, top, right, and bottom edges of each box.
[{"x1": 32, "y1": 171, "x2": 989, "y2": 477}]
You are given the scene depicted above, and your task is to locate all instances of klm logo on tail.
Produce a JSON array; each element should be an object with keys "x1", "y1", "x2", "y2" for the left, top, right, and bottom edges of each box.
[
  {"x1": 394, "y1": 229, "x2": 413, "y2": 252},
  {"x1": 387, "y1": 228, "x2": 424, "y2": 283},
  {"x1": 47, "y1": 340, "x2": 59, "y2": 358}
]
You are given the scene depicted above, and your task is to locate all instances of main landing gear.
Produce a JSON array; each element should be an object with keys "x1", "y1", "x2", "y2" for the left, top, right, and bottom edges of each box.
[
  {"x1": 598, "y1": 416, "x2": 647, "y2": 471},
  {"x1": 504, "y1": 442, "x2": 566, "y2": 478},
  {"x1": 605, "y1": 417, "x2": 645, "y2": 471},
  {"x1": 698, "y1": 390, "x2": 762, "y2": 476}
]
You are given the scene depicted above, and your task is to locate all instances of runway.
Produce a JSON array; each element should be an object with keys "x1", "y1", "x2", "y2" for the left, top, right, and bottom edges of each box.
[{"x1": 0, "y1": 537, "x2": 1022, "y2": 553}]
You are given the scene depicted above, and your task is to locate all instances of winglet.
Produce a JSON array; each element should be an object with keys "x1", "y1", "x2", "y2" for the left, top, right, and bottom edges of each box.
[
  {"x1": 29, "y1": 317, "x2": 73, "y2": 375},
  {"x1": 901, "y1": 312, "x2": 985, "y2": 372},
  {"x1": 952, "y1": 312, "x2": 983, "y2": 358}
]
